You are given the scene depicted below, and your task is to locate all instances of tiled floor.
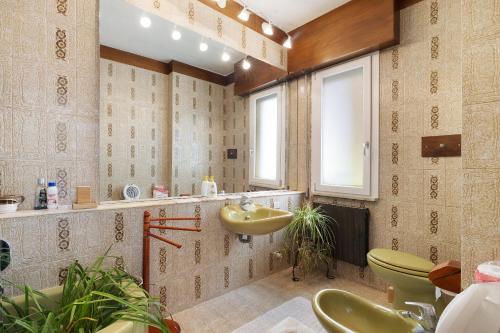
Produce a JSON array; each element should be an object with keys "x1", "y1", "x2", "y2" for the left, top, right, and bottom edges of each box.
[{"x1": 173, "y1": 268, "x2": 388, "y2": 333}]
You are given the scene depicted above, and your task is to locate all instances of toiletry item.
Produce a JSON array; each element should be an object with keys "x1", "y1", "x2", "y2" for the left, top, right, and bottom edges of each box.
[
  {"x1": 0, "y1": 195, "x2": 25, "y2": 214},
  {"x1": 208, "y1": 176, "x2": 217, "y2": 197},
  {"x1": 34, "y1": 178, "x2": 47, "y2": 210},
  {"x1": 47, "y1": 181, "x2": 58, "y2": 209},
  {"x1": 153, "y1": 185, "x2": 168, "y2": 199},
  {"x1": 201, "y1": 176, "x2": 210, "y2": 197}
]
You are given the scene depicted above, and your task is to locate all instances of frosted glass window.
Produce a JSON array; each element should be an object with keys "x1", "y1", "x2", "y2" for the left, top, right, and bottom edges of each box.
[
  {"x1": 255, "y1": 94, "x2": 278, "y2": 180},
  {"x1": 311, "y1": 52, "x2": 379, "y2": 200},
  {"x1": 321, "y1": 68, "x2": 364, "y2": 187}
]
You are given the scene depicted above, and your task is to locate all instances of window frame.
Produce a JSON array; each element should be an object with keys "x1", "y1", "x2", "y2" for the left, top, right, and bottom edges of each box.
[
  {"x1": 311, "y1": 52, "x2": 379, "y2": 200},
  {"x1": 249, "y1": 85, "x2": 286, "y2": 189}
]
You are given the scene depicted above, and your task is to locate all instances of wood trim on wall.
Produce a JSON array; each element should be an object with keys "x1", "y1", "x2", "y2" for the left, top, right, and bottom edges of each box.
[
  {"x1": 398, "y1": 0, "x2": 423, "y2": 9},
  {"x1": 100, "y1": 45, "x2": 171, "y2": 75},
  {"x1": 287, "y1": 0, "x2": 399, "y2": 74},
  {"x1": 233, "y1": 56, "x2": 287, "y2": 96},
  {"x1": 170, "y1": 60, "x2": 232, "y2": 86},
  {"x1": 197, "y1": 0, "x2": 288, "y2": 45},
  {"x1": 100, "y1": 45, "x2": 233, "y2": 86}
]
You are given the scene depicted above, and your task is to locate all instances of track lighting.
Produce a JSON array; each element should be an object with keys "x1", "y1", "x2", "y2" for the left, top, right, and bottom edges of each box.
[
  {"x1": 140, "y1": 16, "x2": 151, "y2": 28},
  {"x1": 238, "y1": 6, "x2": 251, "y2": 21},
  {"x1": 242, "y1": 58, "x2": 251, "y2": 70},
  {"x1": 171, "y1": 27, "x2": 181, "y2": 41},
  {"x1": 199, "y1": 41, "x2": 208, "y2": 52},
  {"x1": 221, "y1": 51, "x2": 231, "y2": 62},
  {"x1": 262, "y1": 21, "x2": 273, "y2": 36},
  {"x1": 283, "y1": 35, "x2": 292, "y2": 49}
]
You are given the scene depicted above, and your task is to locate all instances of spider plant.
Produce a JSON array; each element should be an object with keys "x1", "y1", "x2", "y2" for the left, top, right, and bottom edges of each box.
[
  {"x1": 283, "y1": 202, "x2": 335, "y2": 278},
  {"x1": 0, "y1": 252, "x2": 170, "y2": 333}
]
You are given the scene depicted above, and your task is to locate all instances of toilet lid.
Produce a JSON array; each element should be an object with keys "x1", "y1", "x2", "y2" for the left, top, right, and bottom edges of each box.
[{"x1": 368, "y1": 249, "x2": 435, "y2": 274}]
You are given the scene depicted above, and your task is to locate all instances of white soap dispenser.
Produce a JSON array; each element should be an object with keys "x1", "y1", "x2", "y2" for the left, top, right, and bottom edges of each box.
[
  {"x1": 201, "y1": 176, "x2": 210, "y2": 197},
  {"x1": 208, "y1": 176, "x2": 217, "y2": 197}
]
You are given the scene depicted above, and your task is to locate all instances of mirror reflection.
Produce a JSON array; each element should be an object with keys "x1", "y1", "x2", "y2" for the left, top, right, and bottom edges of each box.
[{"x1": 99, "y1": 0, "x2": 250, "y2": 201}]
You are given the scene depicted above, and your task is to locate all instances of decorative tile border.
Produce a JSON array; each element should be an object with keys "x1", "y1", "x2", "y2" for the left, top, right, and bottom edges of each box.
[
  {"x1": 159, "y1": 247, "x2": 167, "y2": 273},
  {"x1": 391, "y1": 206, "x2": 398, "y2": 227},
  {"x1": 194, "y1": 275, "x2": 201, "y2": 299},
  {"x1": 430, "y1": 210, "x2": 438, "y2": 234},
  {"x1": 114, "y1": 212, "x2": 124, "y2": 242},
  {"x1": 57, "y1": 218, "x2": 70, "y2": 251}
]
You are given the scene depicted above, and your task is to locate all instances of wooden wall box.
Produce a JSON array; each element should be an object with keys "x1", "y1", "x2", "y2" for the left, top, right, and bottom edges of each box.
[{"x1": 421, "y1": 134, "x2": 461, "y2": 157}]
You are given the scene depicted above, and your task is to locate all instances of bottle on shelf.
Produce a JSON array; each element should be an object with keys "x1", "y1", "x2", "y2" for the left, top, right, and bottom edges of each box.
[
  {"x1": 47, "y1": 181, "x2": 59, "y2": 210},
  {"x1": 34, "y1": 178, "x2": 47, "y2": 210}
]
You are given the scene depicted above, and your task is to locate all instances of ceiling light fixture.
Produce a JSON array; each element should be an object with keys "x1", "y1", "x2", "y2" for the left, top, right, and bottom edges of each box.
[
  {"x1": 171, "y1": 27, "x2": 181, "y2": 41},
  {"x1": 199, "y1": 41, "x2": 208, "y2": 52},
  {"x1": 140, "y1": 16, "x2": 151, "y2": 28},
  {"x1": 283, "y1": 35, "x2": 292, "y2": 49},
  {"x1": 238, "y1": 6, "x2": 251, "y2": 22},
  {"x1": 242, "y1": 58, "x2": 251, "y2": 70},
  {"x1": 221, "y1": 50, "x2": 231, "y2": 62},
  {"x1": 215, "y1": 0, "x2": 227, "y2": 8},
  {"x1": 262, "y1": 21, "x2": 274, "y2": 36}
]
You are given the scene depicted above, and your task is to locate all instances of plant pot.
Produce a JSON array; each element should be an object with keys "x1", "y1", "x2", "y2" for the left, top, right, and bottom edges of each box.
[{"x1": 149, "y1": 319, "x2": 181, "y2": 333}]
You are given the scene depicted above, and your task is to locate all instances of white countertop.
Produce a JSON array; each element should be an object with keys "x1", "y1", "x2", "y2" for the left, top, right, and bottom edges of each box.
[{"x1": 0, "y1": 190, "x2": 303, "y2": 219}]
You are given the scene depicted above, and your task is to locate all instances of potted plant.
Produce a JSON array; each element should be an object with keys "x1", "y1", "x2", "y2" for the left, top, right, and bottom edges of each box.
[
  {"x1": 0, "y1": 253, "x2": 170, "y2": 333},
  {"x1": 283, "y1": 202, "x2": 336, "y2": 281}
]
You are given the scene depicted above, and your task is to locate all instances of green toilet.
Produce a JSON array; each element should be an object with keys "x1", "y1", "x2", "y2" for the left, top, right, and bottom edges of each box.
[{"x1": 367, "y1": 249, "x2": 444, "y2": 314}]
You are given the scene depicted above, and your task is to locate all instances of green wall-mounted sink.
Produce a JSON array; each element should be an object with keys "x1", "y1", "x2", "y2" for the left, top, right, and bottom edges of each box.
[
  {"x1": 220, "y1": 204, "x2": 293, "y2": 235},
  {"x1": 312, "y1": 289, "x2": 425, "y2": 333}
]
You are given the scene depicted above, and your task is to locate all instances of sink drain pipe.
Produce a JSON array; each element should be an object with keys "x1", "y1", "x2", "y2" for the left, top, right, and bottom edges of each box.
[{"x1": 238, "y1": 234, "x2": 252, "y2": 243}]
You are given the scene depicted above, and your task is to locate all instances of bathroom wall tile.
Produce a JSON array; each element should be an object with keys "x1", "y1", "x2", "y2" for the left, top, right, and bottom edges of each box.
[
  {"x1": 12, "y1": 110, "x2": 47, "y2": 160},
  {"x1": 463, "y1": 101, "x2": 500, "y2": 169},
  {"x1": 462, "y1": 170, "x2": 500, "y2": 237},
  {"x1": 0, "y1": 107, "x2": 12, "y2": 159},
  {"x1": 0, "y1": 56, "x2": 13, "y2": 107},
  {"x1": 12, "y1": 59, "x2": 46, "y2": 111},
  {"x1": 463, "y1": 36, "x2": 500, "y2": 105}
]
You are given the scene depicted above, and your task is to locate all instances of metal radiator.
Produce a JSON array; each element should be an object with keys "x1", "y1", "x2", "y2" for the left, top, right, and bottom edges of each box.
[{"x1": 314, "y1": 203, "x2": 370, "y2": 267}]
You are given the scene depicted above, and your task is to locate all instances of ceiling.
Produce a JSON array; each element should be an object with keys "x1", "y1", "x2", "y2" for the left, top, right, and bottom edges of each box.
[
  {"x1": 100, "y1": 0, "x2": 245, "y2": 76},
  {"x1": 236, "y1": 0, "x2": 351, "y2": 32}
]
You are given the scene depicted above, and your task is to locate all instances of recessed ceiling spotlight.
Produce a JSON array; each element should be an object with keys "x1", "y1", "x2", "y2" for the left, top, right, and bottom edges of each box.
[
  {"x1": 140, "y1": 16, "x2": 151, "y2": 28},
  {"x1": 238, "y1": 6, "x2": 251, "y2": 21},
  {"x1": 199, "y1": 41, "x2": 208, "y2": 52},
  {"x1": 221, "y1": 51, "x2": 231, "y2": 62},
  {"x1": 215, "y1": 0, "x2": 227, "y2": 8},
  {"x1": 262, "y1": 21, "x2": 274, "y2": 36},
  {"x1": 283, "y1": 35, "x2": 292, "y2": 49},
  {"x1": 242, "y1": 58, "x2": 251, "y2": 70},
  {"x1": 171, "y1": 28, "x2": 182, "y2": 41}
]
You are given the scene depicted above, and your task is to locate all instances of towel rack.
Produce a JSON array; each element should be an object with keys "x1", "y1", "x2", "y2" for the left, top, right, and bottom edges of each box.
[{"x1": 142, "y1": 211, "x2": 201, "y2": 292}]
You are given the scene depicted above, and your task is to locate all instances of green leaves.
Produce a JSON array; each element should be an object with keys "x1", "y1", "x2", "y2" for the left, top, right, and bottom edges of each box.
[
  {"x1": 283, "y1": 202, "x2": 336, "y2": 277},
  {"x1": 0, "y1": 252, "x2": 170, "y2": 333}
]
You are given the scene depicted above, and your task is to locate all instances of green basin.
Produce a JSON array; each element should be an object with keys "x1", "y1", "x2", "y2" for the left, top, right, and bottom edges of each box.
[
  {"x1": 220, "y1": 204, "x2": 293, "y2": 235},
  {"x1": 312, "y1": 289, "x2": 425, "y2": 333},
  {"x1": 3, "y1": 285, "x2": 146, "y2": 333}
]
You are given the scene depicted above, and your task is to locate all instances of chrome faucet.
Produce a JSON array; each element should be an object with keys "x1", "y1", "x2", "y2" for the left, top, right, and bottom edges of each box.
[
  {"x1": 240, "y1": 195, "x2": 254, "y2": 211},
  {"x1": 400, "y1": 302, "x2": 438, "y2": 333}
]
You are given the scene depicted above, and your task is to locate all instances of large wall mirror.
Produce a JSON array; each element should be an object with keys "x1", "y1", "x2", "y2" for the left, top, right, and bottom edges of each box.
[{"x1": 98, "y1": 0, "x2": 266, "y2": 201}]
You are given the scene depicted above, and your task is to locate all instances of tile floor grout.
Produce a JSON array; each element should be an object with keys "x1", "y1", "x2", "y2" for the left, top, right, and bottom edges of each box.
[{"x1": 173, "y1": 268, "x2": 388, "y2": 333}]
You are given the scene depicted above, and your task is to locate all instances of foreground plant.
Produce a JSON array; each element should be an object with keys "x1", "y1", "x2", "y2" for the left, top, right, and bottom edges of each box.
[
  {"x1": 283, "y1": 202, "x2": 336, "y2": 279},
  {"x1": 0, "y1": 252, "x2": 170, "y2": 333}
]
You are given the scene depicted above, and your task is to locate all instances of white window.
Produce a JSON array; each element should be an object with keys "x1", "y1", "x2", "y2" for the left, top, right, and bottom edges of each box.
[
  {"x1": 311, "y1": 52, "x2": 379, "y2": 200},
  {"x1": 249, "y1": 85, "x2": 286, "y2": 188}
]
